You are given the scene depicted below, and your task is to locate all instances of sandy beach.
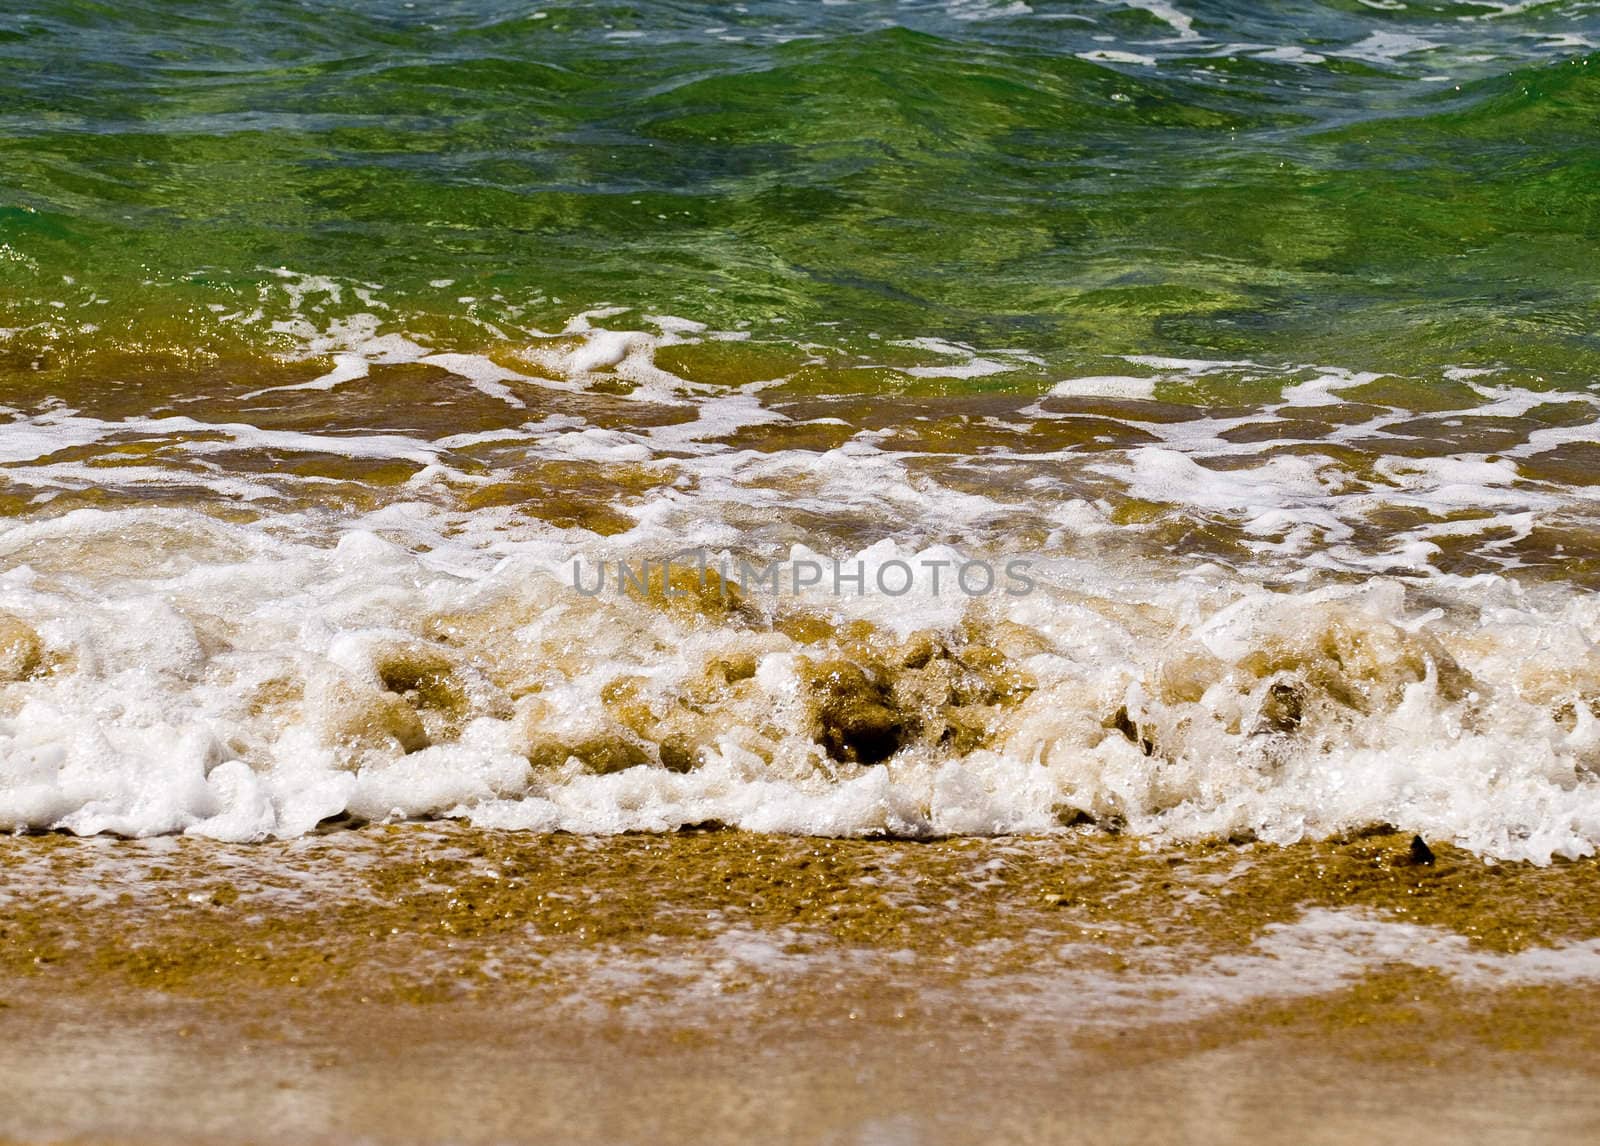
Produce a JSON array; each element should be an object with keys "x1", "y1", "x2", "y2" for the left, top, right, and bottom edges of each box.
[{"x1": 4, "y1": 826, "x2": 1599, "y2": 1144}]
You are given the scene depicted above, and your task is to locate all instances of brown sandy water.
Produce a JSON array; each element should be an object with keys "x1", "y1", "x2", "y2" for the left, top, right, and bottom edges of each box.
[
  {"x1": 7, "y1": 345, "x2": 1600, "y2": 581},
  {"x1": 3, "y1": 826, "x2": 1600, "y2": 1144}
]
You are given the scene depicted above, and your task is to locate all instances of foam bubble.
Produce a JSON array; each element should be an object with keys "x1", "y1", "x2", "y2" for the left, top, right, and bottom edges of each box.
[
  {"x1": 0, "y1": 495, "x2": 1594, "y2": 860},
  {"x1": 6, "y1": 299, "x2": 1600, "y2": 856}
]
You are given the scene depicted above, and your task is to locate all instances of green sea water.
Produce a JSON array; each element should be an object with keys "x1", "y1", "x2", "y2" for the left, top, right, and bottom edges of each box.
[{"x1": 2, "y1": 0, "x2": 1598, "y2": 382}]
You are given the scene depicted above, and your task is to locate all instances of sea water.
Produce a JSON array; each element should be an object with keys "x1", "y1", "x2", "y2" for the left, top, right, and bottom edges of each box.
[{"x1": 2, "y1": 2, "x2": 1600, "y2": 862}]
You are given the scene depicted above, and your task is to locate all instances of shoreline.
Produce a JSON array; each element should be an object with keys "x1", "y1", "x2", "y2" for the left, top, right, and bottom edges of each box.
[
  {"x1": 6, "y1": 979, "x2": 1600, "y2": 1145},
  {"x1": 4, "y1": 825, "x2": 1600, "y2": 1142}
]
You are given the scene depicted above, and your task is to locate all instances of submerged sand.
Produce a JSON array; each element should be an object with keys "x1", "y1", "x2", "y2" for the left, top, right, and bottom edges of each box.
[{"x1": 3, "y1": 826, "x2": 1600, "y2": 1144}]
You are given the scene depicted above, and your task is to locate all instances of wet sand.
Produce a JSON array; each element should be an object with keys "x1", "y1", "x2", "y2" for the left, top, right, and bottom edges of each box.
[{"x1": 3, "y1": 826, "x2": 1600, "y2": 1144}]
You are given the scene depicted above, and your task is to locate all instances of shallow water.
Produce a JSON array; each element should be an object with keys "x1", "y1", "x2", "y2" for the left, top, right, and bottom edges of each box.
[
  {"x1": 2, "y1": 2, "x2": 1600, "y2": 859},
  {"x1": 6, "y1": 830, "x2": 1600, "y2": 1145}
]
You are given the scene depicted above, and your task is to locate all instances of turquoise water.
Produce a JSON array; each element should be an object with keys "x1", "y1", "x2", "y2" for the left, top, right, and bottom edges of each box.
[{"x1": 2, "y1": 0, "x2": 1597, "y2": 375}]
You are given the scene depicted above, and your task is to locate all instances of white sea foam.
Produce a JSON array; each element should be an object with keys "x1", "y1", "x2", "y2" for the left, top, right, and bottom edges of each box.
[
  {"x1": 997, "y1": 906, "x2": 1600, "y2": 1029},
  {"x1": 1119, "y1": 0, "x2": 1199, "y2": 41},
  {"x1": 1077, "y1": 49, "x2": 1158, "y2": 67},
  {"x1": 890, "y1": 337, "x2": 1044, "y2": 380},
  {"x1": 4, "y1": 300, "x2": 1600, "y2": 854},
  {"x1": 1339, "y1": 30, "x2": 1442, "y2": 65},
  {"x1": 1049, "y1": 375, "x2": 1158, "y2": 400},
  {"x1": 0, "y1": 493, "x2": 1595, "y2": 859}
]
